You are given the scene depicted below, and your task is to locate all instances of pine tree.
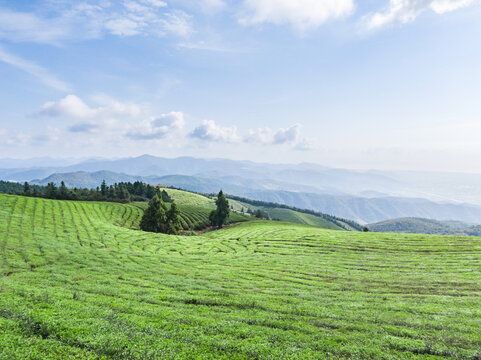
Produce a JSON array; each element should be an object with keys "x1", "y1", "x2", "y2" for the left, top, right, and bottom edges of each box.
[
  {"x1": 23, "y1": 182, "x2": 31, "y2": 196},
  {"x1": 100, "y1": 180, "x2": 107, "y2": 198},
  {"x1": 166, "y1": 202, "x2": 181, "y2": 235},
  {"x1": 140, "y1": 191, "x2": 167, "y2": 233},
  {"x1": 46, "y1": 182, "x2": 57, "y2": 199},
  {"x1": 161, "y1": 189, "x2": 172, "y2": 203},
  {"x1": 210, "y1": 190, "x2": 230, "y2": 228},
  {"x1": 59, "y1": 181, "x2": 69, "y2": 200}
]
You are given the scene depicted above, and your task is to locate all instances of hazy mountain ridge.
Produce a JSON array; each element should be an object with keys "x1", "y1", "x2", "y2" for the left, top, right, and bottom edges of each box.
[
  {"x1": 368, "y1": 217, "x2": 481, "y2": 236},
  {"x1": 28, "y1": 170, "x2": 481, "y2": 225},
  {"x1": 4, "y1": 154, "x2": 481, "y2": 201},
  {"x1": 3, "y1": 155, "x2": 481, "y2": 224}
]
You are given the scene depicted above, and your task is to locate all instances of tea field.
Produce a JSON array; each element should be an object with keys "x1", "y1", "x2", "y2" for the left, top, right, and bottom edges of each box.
[{"x1": 1, "y1": 193, "x2": 481, "y2": 359}]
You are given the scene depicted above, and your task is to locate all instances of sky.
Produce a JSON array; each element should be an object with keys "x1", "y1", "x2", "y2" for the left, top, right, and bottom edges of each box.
[{"x1": 0, "y1": 0, "x2": 480, "y2": 172}]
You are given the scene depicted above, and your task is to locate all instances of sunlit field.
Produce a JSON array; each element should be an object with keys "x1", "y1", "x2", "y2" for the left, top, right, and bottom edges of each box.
[{"x1": 1, "y1": 194, "x2": 481, "y2": 359}]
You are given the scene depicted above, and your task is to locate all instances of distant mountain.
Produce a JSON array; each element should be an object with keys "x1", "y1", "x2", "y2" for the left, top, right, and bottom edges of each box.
[
  {"x1": 32, "y1": 171, "x2": 144, "y2": 188},
  {"x1": 368, "y1": 217, "x2": 481, "y2": 236},
  {"x1": 30, "y1": 171, "x2": 481, "y2": 225},
  {"x1": 4, "y1": 154, "x2": 481, "y2": 204}
]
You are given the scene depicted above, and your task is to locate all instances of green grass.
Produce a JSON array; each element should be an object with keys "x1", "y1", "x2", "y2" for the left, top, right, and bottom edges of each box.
[
  {"x1": 229, "y1": 199, "x2": 348, "y2": 230},
  {"x1": 162, "y1": 188, "x2": 215, "y2": 208},
  {"x1": 1, "y1": 194, "x2": 481, "y2": 359},
  {"x1": 133, "y1": 201, "x2": 250, "y2": 231}
]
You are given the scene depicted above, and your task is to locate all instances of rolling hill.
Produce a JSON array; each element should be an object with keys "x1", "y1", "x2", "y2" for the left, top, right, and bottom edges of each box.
[
  {"x1": 2, "y1": 193, "x2": 481, "y2": 358},
  {"x1": 26, "y1": 171, "x2": 481, "y2": 225}
]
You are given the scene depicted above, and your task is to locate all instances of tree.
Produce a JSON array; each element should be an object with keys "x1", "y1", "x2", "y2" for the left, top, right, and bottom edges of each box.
[
  {"x1": 166, "y1": 202, "x2": 181, "y2": 235},
  {"x1": 59, "y1": 181, "x2": 70, "y2": 200},
  {"x1": 161, "y1": 189, "x2": 172, "y2": 203},
  {"x1": 23, "y1": 182, "x2": 31, "y2": 196},
  {"x1": 140, "y1": 191, "x2": 167, "y2": 233},
  {"x1": 210, "y1": 190, "x2": 230, "y2": 228},
  {"x1": 100, "y1": 180, "x2": 107, "y2": 198},
  {"x1": 46, "y1": 182, "x2": 57, "y2": 199}
]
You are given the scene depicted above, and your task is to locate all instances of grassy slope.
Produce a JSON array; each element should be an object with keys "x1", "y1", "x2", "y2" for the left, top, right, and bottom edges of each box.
[
  {"x1": 1, "y1": 194, "x2": 481, "y2": 359},
  {"x1": 134, "y1": 189, "x2": 250, "y2": 231},
  {"x1": 228, "y1": 199, "x2": 345, "y2": 230}
]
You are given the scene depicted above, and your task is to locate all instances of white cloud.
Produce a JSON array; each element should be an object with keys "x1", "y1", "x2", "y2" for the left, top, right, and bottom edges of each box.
[
  {"x1": 190, "y1": 120, "x2": 240, "y2": 142},
  {"x1": 126, "y1": 111, "x2": 185, "y2": 140},
  {"x1": 0, "y1": 1, "x2": 193, "y2": 44},
  {"x1": 105, "y1": 18, "x2": 141, "y2": 36},
  {"x1": 364, "y1": 0, "x2": 477, "y2": 30},
  {"x1": 240, "y1": 0, "x2": 354, "y2": 30},
  {"x1": 159, "y1": 11, "x2": 193, "y2": 38},
  {"x1": 37, "y1": 95, "x2": 142, "y2": 137},
  {"x1": 38, "y1": 95, "x2": 96, "y2": 118},
  {"x1": 0, "y1": 46, "x2": 71, "y2": 92},
  {"x1": 246, "y1": 124, "x2": 300, "y2": 144},
  {"x1": 273, "y1": 124, "x2": 301, "y2": 144},
  {"x1": 245, "y1": 124, "x2": 313, "y2": 150}
]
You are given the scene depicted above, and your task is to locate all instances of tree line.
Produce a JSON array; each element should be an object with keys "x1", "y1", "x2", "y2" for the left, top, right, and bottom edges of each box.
[{"x1": 0, "y1": 180, "x2": 170, "y2": 203}]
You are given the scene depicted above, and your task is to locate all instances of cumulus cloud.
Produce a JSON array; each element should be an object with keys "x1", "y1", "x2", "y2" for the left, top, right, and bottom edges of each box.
[
  {"x1": 273, "y1": 124, "x2": 301, "y2": 144},
  {"x1": 38, "y1": 94, "x2": 141, "y2": 120},
  {"x1": 0, "y1": 1, "x2": 193, "y2": 45},
  {"x1": 246, "y1": 124, "x2": 300, "y2": 145},
  {"x1": 126, "y1": 112, "x2": 185, "y2": 140},
  {"x1": 245, "y1": 124, "x2": 313, "y2": 150},
  {"x1": 190, "y1": 120, "x2": 240, "y2": 142},
  {"x1": 364, "y1": 0, "x2": 477, "y2": 30},
  {"x1": 239, "y1": 0, "x2": 354, "y2": 30},
  {"x1": 38, "y1": 95, "x2": 96, "y2": 118}
]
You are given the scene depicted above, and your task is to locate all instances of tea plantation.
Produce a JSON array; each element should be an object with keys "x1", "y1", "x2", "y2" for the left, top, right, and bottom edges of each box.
[{"x1": 1, "y1": 193, "x2": 481, "y2": 359}]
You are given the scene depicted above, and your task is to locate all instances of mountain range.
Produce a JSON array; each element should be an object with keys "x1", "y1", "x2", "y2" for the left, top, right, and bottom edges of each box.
[
  {"x1": 368, "y1": 217, "x2": 481, "y2": 236},
  {"x1": 2, "y1": 155, "x2": 481, "y2": 224}
]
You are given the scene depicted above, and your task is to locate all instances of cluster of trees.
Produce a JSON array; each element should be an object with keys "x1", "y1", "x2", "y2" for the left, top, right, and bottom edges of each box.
[
  {"x1": 140, "y1": 190, "x2": 181, "y2": 234},
  {"x1": 0, "y1": 180, "x2": 161, "y2": 203}
]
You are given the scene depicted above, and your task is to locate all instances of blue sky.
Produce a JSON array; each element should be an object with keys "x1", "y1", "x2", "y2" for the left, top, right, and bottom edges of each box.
[{"x1": 0, "y1": 0, "x2": 480, "y2": 171}]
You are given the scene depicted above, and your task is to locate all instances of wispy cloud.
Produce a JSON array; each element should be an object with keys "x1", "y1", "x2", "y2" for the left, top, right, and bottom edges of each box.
[
  {"x1": 0, "y1": 46, "x2": 71, "y2": 91},
  {"x1": 363, "y1": 0, "x2": 478, "y2": 30},
  {"x1": 239, "y1": 0, "x2": 354, "y2": 31},
  {"x1": 0, "y1": 1, "x2": 194, "y2": 45}
]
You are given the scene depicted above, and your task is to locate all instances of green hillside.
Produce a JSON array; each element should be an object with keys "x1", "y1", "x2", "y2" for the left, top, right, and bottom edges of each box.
[
  {"x1": 369, "y1": 217, "x2": 481, "y2": 236},
  {"x1": 159, "y1": 188, "x2": 347, "y2": 231},
  {"x1": 227, "y1": 197, "x2": 358, "y2": 230},
  {"x1": 2, "y1": 193, "x2": 481, "y2": 358}
]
